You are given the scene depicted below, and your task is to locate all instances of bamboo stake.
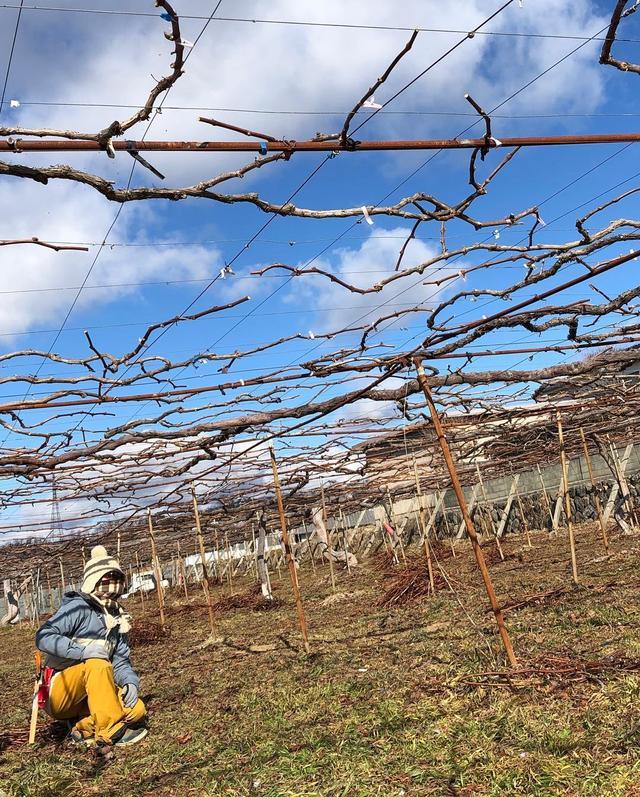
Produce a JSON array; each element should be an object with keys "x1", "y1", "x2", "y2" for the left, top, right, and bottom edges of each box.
[
  {"x1": 58, "y1": 558, "x2": 65, "y2": 594},
  {"x1": 339, "y1": 510, "x2": 352, "y2": 575},
  {"x1": 213, "y1": 530, "x2": 222, "y2": 585},
  {"x1": 28, "y1": 651, "x2": 42, "y2": 745},
  {"x1": 117, "y1": 531, "x2": 121, "y2": 559},
  {"x1": 255, "y1": 511, "x2": 273, "y2": 600},
  {"x1": 321, "y1": 484, "x2": 336, "y2": 591},
  {"x1": 177, "y1": 541, "x2": 189, "y2": 599},
  {"x1": 380, "y1": 519, "x2": 392, "y2": 555},
  {"x1": 270, "y1": 447, "x2": 310, "y2": 654},
  {"x1": 557, "y1": 412, "x2": 579, "y2": 585},
  {"x1": 414, "y1": 358, "x2": 517, "y2": 668},
  {"x1": 35, "y1": 570, "x2": 42, "y2": 624},
  {"x1": 475, "y1": 462, "x2": 504, "y2": 560},
  {"x1": 515, "y1": 490, "x2": 532, "y2": 549},
  {"x1": 441, "y1": 509, "x2": 456, "y2": 557},
  {"x1": 250, "y1": 524, "x2": 259, "y2": 580},
  {"x1": 607, "y1": 436, "x2": 639, "y2": 529},
  {"x1": 413, "y1": 459, "x2": 435, "y2": 593},
  {"x1": 192, "y1": 488, "x2": 216, "y2": 637},
  {"x1": 536, "y1": 464, "x2": 554, "y2": 528},
  {"x1": 147, "y1": 509, "x2": 166, "y2": 629},
  {"x1": 46, "y1": 570, "x2": 54, "y2": 612},
  {"x1": 579, "y1": 428, "x2": 609, "y2": 552},
  {"x1": 386, "y1": 487, "x2": 407, "y2": 565},
  {"x1": 302, "y1": 520, "x2": 316, "y2": 573},
  {"x1": 29, "y1": 572, "x2": 36, "y2": 628},
  {"x1": 135, "y1": 551, "x2": 146, "y2": 614},
  {"x1": 225, "y1": 532, "x2": 234, "y2": 594}
]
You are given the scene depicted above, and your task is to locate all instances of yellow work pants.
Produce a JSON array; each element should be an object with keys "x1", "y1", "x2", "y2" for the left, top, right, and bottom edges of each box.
[{"x1": 47, "y1": 658, "x2": 146, "y2": 744}]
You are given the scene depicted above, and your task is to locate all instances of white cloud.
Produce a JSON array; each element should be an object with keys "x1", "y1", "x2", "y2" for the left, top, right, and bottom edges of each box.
[
  {"x1": 4, "y1": 0, "x2": 608, "y2": 185},
  {"x1": 283, "y1": 226, "x2": 455, "y2": 335},
  {"x1": 0, "y1": 0, "x2": 609, "y2": 336},
  {"x1": 0, "y1": 180, "x2": 222, "y2": 337}
]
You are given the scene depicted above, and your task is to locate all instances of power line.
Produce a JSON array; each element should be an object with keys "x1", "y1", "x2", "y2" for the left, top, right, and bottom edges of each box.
[
  {"x1": 10, "y1": 101, "x2": 640, "y2": 119},
  {"x1": 0, "y1": 0, "x2": 24, "y2": 115},
  {"x1": 265, "y1": 13, "x2": 630, "y2": 374},
  {"x1": 0, "y1": 229, "x2": 594, "y2": 249},
  {"x1": 62, "y1": 0, "x2": 519, "y2": 449},
  {"x1": 0, "y1": 4, "x2": 632, "y2": 44},
  {"x1": 0, "y1": 1, "x2": 224, "y2": 450},
  {"x1": 0, "y1": 261, "x2": 536, "y2": 299}
]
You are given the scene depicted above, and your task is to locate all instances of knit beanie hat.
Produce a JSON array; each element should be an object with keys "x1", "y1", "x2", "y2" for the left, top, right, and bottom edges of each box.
[{"x1": 81, "y1": 545, "x2": 124, "y2": 594}]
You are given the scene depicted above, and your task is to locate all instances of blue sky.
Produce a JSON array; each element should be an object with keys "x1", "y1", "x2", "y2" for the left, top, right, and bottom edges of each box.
[{"x1": 1, "y1": 0, "x2": 639, "y2": 536}]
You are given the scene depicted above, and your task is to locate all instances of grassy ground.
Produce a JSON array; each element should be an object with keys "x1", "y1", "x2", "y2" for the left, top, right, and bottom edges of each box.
[{"x1": 2, "y1": 525, "x2": 640, "y2": 796}]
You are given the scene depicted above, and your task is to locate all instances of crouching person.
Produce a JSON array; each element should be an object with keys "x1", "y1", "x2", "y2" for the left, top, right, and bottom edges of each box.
[{"x1": 35, "y1": 545, "x2": 147, "y2": 748}]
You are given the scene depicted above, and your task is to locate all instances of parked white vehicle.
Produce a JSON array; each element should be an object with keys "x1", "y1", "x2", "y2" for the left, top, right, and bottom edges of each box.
[{"x1": 123, "y1": 570, "x2": 168, "y2": 598}]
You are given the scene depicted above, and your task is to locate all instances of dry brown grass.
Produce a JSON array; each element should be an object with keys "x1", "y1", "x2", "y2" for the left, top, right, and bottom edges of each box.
[{"x1": 1, "y1": 523, "x2": 640, "y2": 796}]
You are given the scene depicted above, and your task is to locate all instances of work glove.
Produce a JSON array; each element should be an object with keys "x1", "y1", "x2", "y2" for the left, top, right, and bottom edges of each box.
[
  {"x1": 121, "y1": 683, "x2": 139, "y2": 708},
  {"x1": 80, "y1": 641, "x2": 110, "y2": 661}
]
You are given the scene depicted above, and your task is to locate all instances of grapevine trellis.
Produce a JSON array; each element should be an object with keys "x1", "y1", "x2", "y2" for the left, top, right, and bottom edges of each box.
[{"x1": 2, "y1": 0, "x2": 640, "y2": 662}]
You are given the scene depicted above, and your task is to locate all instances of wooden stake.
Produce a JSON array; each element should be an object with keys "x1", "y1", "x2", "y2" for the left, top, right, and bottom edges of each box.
[
  {"x1": 515, "y1": 489, "x2": 532, "y2": 549},
  {"x1": 386, "y1": 487, "x2": 407, "y2": 565},
  {"x1": 192, "y1": 488, "x2": 216, "y2": 637},
  {"x1": 536, "y1": 464, "x2": 554, "y2": 528},
  {"x1": 28, "y1": 651, "x2": 42, "y2": 745},
  {"x1": 135, "y1": 551, "x2": 146, "y2": 614},
  {"x1": 607, "y1": 436, "x2": 639, "y2": 528},
  {"x1": 270, "y1": 447, "x2": 310, "y2": 653},
  {"x1": 557, "y1": 412, "x2": 579, "y2": 585},
  {"x1": 58, "y1": 558, "x2": 65, "y2": 594},
  {"x1": 147, "y1": 509, "x2": 166, "y2": 630},
  {"x1": 255, "y1": 511, "x2": 273, "y2": 600},
  {"x1": 441, "y1": 509, "x2": 456, "y2": 557},
  {"x1": 302, "y1": 520, "x2": 316, "y2": 573},
  {"x1": 339, "y1": 509, "x2": 352, "y2": 574},
  {"x1": 321, "y1": 484, "x2": 336, "y2": 591},
  {"x1": 579, "y1": 428, "x2": 609, "y2": 552},
  {"x1": 250, "y1": 524, "x2": 259, "y2": 580},
  {"x1": 475, "y1": 462, "x2": 504, "y2": 561},
  {"x1": 46, "y1": 570, "x2": 54, "y2": 612},
  {"x1": 33, "y1": 569, "x2": 41, "y2": 626},
  {"x1": 28, "y1": 572, "x2": 36, "y2": 628},
  {"x1": 177, "y1": 541, "x2": 189, "y2": 599},
  {"x1": 225, "y1": 532, "x2": 234, "y2": 594},
  {"x1": 414, "y1": 358, "x2": 517, "y2": 668},
  {"x1": 213, "y1": 530, "x2": 221, "y2": 585},
  {"x1": 413, "y1": 459, "x2": 435, "y2": 593}
]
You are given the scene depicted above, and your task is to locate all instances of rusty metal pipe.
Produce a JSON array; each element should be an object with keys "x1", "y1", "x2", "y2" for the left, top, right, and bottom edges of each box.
[{"x1": 2, "y1": 132, "x2": 640, "y2": 153}]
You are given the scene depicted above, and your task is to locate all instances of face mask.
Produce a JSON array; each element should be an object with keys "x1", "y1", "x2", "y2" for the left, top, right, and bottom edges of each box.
[{"x1": 94, "y1": 572, "x2": 126, "y2": 603}]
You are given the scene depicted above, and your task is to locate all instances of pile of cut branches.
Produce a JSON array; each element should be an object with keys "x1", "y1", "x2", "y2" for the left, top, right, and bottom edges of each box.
[
  {"x1": 215, "y1": 584, "x2": 282, "y2": 612},
  {"x1": 378, "y1": 545, "x2": 452, "y2": 607},
  {"x1": 456, "y1": 650, "x2": 640, "y2": 690},
  {"x1": 129, "y1": 619, "x2": 171, "y2": 647}
]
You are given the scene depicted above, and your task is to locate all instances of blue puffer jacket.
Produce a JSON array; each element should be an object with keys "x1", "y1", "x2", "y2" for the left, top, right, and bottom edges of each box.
[{"x1": 35, "y1": 591, "x2": 139, "y2": 689}]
